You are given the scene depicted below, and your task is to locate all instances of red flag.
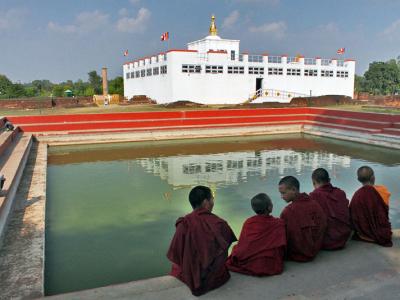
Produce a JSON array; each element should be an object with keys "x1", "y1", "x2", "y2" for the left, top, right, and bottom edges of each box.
[
  {"x1": 337, "y1": 48, "x2": 345, "y2": 55},
  {"x1": 161, "y1": 32, "x2": 169, "y2": 41},
  {"x1": 123, "y1": 49, "x2": 128, "y2": 56}
]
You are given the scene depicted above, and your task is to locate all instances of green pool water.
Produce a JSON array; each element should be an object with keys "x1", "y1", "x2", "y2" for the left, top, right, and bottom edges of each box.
[{"x1": 45, "y1": 133, "x2": 400, "y2": 295}]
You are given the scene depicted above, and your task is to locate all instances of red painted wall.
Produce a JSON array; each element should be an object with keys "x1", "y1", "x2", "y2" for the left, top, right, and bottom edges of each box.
[{"x1": 6, "y1": 108, "x2": 400, "y2": 135}]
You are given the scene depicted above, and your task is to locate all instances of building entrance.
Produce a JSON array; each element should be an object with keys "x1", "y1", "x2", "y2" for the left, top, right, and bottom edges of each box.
[{"x1": 256, "y1": 78, "x2": 263, "y2": 91}]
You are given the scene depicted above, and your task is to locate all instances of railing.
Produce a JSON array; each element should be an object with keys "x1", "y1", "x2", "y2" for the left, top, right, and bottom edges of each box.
[
  {"x1": 246, "y1": 89, "x2": 308, "y2": 103},
  {"x1": 268, "y1": 56, "x2": 282, "y2": 64},
  {"x1": 304, "y1": 58, "x2": 317, "y2": 65},
  {"x1": 321, "y1": 59, "x2": 331, "y2": 66},
  {"x1": 337, "y1": 60, "x2": 345, "y2": 67},
  {"x1": 248, "y1": 55, "x2": 263, "y2": 63},
  {"x1": 287, "y1": 57, "x2": 299, "y2": 63}
]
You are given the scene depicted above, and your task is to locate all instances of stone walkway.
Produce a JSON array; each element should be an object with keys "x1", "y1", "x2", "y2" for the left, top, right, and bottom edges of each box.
[
  {"x1": 0, "y1": 142, "x2": 47, "y2": 299},
  {"x1": 46, "y1": 231, "x2": 400, "y2": 300}
]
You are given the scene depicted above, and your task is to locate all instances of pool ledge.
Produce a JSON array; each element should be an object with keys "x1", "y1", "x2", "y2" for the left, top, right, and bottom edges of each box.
[
  {"x1": 46, "y1": 231, "x2": 400, "y2": 300},
  {"x1": 0, "y1": 142, "x2": 47, "y2": 299},
  {"x1": 0, "y1": 135, "x2": 399, "y2": 299}
]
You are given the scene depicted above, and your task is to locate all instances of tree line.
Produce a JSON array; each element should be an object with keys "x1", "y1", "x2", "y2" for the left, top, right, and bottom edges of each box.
[
  {"x1": 355, "y1": 56, "x2": 400, "y2": 95},
  {"x1": 0, "y1": 71, "x2": 123, "y2": 99},
  {"x1": 1, "y1": 57, "x2": 400, "y2": 99}
]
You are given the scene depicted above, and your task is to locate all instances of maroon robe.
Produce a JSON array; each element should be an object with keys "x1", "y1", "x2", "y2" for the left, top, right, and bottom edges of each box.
[
  {"x1": 167, "y1": 208, "x2": 237, "y2": 296},
  {"x1": 309, "y1": 183, "x2": 351, "y2": 250},
  {"x1": 280, "y1": 193, "x2": 327, "y2": 262},
  {"x1": 226, "y1": 215, "x2": 286, "y2": 276},
  {"x1": 349, "y1": 185, "x2": 392, "y2": 247}
]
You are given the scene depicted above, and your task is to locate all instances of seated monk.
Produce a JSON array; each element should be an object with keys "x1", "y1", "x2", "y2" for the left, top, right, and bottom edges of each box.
[
  {"x1": 309, "y1": 168, "x2": 351, "y2": 250},
  {"x1": 226, "y1": 193, "x2": 286, "y2": 276},
  {"x1": 167, "y1": 186, "x2": 237, "y2": 296},
  {"x1": 279, "y1": 176, "x2": 327, "y2": 262},
  {"x1": 349, "y1": 166, "x2": 392, "y2": 247}
]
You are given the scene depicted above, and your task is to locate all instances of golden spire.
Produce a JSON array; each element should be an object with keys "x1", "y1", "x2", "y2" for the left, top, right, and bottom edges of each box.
[{"x1": 209, "y1": 15, "x2": 218, "y2": 36}]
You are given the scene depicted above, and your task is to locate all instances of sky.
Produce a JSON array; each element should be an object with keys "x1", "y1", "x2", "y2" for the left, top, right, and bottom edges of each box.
[{"x1": 1, "y1": 0, "x2": 400, "y2": 83}]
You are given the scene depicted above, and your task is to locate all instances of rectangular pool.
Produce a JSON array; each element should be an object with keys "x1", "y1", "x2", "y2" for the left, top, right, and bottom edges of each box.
[{"x1": 45, "y1": 133, "x2": 400, "y2": 295}]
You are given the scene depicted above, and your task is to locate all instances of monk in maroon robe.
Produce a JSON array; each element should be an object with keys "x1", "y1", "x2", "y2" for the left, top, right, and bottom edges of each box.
[
  {"x1": 167, "y1": 186, "x2": 237, "y2": 296},
  {"x1": 349, "y1": 166, "x2": 392, "y2": 247},
  {"x1": 226, "y1": 193, "x2": 286, "y2": 276},
  {"x1": 279, "y1": 176, "x2": 327, "y2": 262},
  {"x1": 309, "y1": 168, "x2": 351, "y2": 250}
]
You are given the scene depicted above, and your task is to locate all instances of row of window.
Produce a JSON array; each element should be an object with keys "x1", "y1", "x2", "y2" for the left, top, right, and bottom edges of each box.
[
  {"x1": 182, "y1": 65, "x2": 265, "y2": 75},
  {"x1": 287, "y1": 69, "x2": 347, "y2": 77},
  {"x1": 321, "y1": 70, "x2": 334, "y2": 77},
  {"x1": 127, "y1": 66, "x2": 348, "y2": 79},
  {"x1": 183, "y1": 159, "x2": 267, "y2": 174},
  {"x1": 337, "y1": 70, "x2": 348, "y2": 77},
  {"x1": 287, "y1": 68, "x2": 301, "y2": 76},
  {"x1": 304, "y1": 69, "x2": 318, "y2": 77},
  {"x1": 126, "y1": 66, "x2": 167, "y2": 79},
  {"x1": 228, "y1": 66, "x2": 245, "y2": 74},
  {"x1": 268, "y1": 68, "x2": 283, "y2": 75},
  {"x1": 206, "y1": 65, "x2": 223, "y2": 74},
  {"x1": 182, "y1": 64, "x2": 201, "y2": 73},
  {"x1": 249, "y1": 67, "x2": 264, "y2": 75},
  {"x1": 127, "y1": 55, "x2": 346, "y2": 68}
]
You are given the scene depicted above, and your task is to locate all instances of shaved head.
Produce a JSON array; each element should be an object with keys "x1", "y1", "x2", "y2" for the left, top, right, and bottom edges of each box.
[
  {"x1": 251, "y1": 193, "x2": 273, "y2": 215},
  {"x1": 312, "y1": 168, "x2": 330, "y2": 184},
  {"x1": 189, "y1": 185, "x2": 213, "y2": 209},
  {"x1": 357, "y1": 166, "x2": 375, "y2": 185},
  {"x1": 278, "y1": 176, "x2": 300, "y2": 203},
  {"x1": 279, "y1": 176, "x2": 300, "y2": 191}
]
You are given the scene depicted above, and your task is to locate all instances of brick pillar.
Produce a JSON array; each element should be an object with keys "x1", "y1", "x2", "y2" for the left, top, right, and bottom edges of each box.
[{"x1": 102, "y1": 67, "x2": 108, "y2": 96}]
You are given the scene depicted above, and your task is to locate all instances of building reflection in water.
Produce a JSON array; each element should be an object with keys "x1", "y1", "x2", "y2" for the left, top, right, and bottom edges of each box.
[{"x1": 137, "y1": 150, "x2": 351, "y2": 188}]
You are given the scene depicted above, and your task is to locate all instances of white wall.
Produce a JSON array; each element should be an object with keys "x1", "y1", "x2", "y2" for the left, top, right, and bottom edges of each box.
[
  {"x1": 123, "y1": 54, "x2": 172, "y2": 102},
  {"x1": 187, "y1": 36, "x2": 240, "y2": 59},
  {"x1": 168, "y1": 51, "x2": 256, "y2": 104}
]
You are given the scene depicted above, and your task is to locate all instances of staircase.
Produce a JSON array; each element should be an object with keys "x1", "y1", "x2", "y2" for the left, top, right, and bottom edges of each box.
[
  {"x1": 0, "y1": 120, "x2": 33, "y2": 246},
  {"x1": 380, "y1": 122, "x2": 400, "y2": 136},
  {"x1": 245, "y1": 89, "x2": 308, "y2": 104}
]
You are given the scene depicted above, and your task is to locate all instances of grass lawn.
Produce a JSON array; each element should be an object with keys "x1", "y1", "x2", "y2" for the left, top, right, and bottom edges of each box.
[
  {"x1": 1, "y1": 103, "x2": 400, "y2": 117},
  {"x1": 326, "y1": 104, "x2": 400, "y2": 114},
  {"x1": 0, "y1": 104, "x2": 220, "y2": 116}
]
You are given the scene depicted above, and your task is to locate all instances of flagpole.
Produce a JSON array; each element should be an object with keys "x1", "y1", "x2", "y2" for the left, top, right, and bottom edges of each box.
[{"x1": 168, "y1": 32, "x2": 170, "y2": 52}]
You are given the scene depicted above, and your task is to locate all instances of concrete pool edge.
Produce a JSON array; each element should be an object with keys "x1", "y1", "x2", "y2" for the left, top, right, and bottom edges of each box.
[
  {"x1": 44, "y1": 231, "x2": 400, "y2": 300},
  {"x1": 36, "y1": 124, "x2": 400, "y2": 149},
  {"x1": 1, "y1": 126, "x2": 400, "y2": 299},
  {"x1": 0, "y1": 142, "x2": 47, "y2": 299}
]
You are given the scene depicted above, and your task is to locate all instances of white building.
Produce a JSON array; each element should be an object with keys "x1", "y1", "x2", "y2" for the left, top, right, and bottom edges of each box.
[{"x1": 123, "y1": 16, "x2": 355, "y2": 104}]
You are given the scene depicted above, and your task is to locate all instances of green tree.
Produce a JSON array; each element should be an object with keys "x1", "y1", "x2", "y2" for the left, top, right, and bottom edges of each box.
[
  {"x1": 88, "y1": 71, "x2": 102, "y2": 95},
  {"x1": 0, "y1": 74, "x2": 13, "y2": 98},
  {"x1": 52, "y1": 85, "x2": 65, "y2": 97},
  {"x1": 354, "y1": 75, "x2": 365, "y2": 93},
  {"x1": 6, "y1": 83, "x2": 26, "y2": 98},
  {"x1": 109, "y1": 76, "x2": 124, "y2": 95},
  {"x1": 24, "y1": 86, "x2": 39, "y2": 97},
  {"x1": 84, "y1": 86, "x2": 95, "y2": 96},
  {"x1": 73, "y1": 79, "x2": 88, "y2": 96},
  {"x1": 364, "y1": 60, "x2": 400, "y2": 95},
  {"x1": 32, "y1": 79, "x2": 53, "y2": 96}
]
